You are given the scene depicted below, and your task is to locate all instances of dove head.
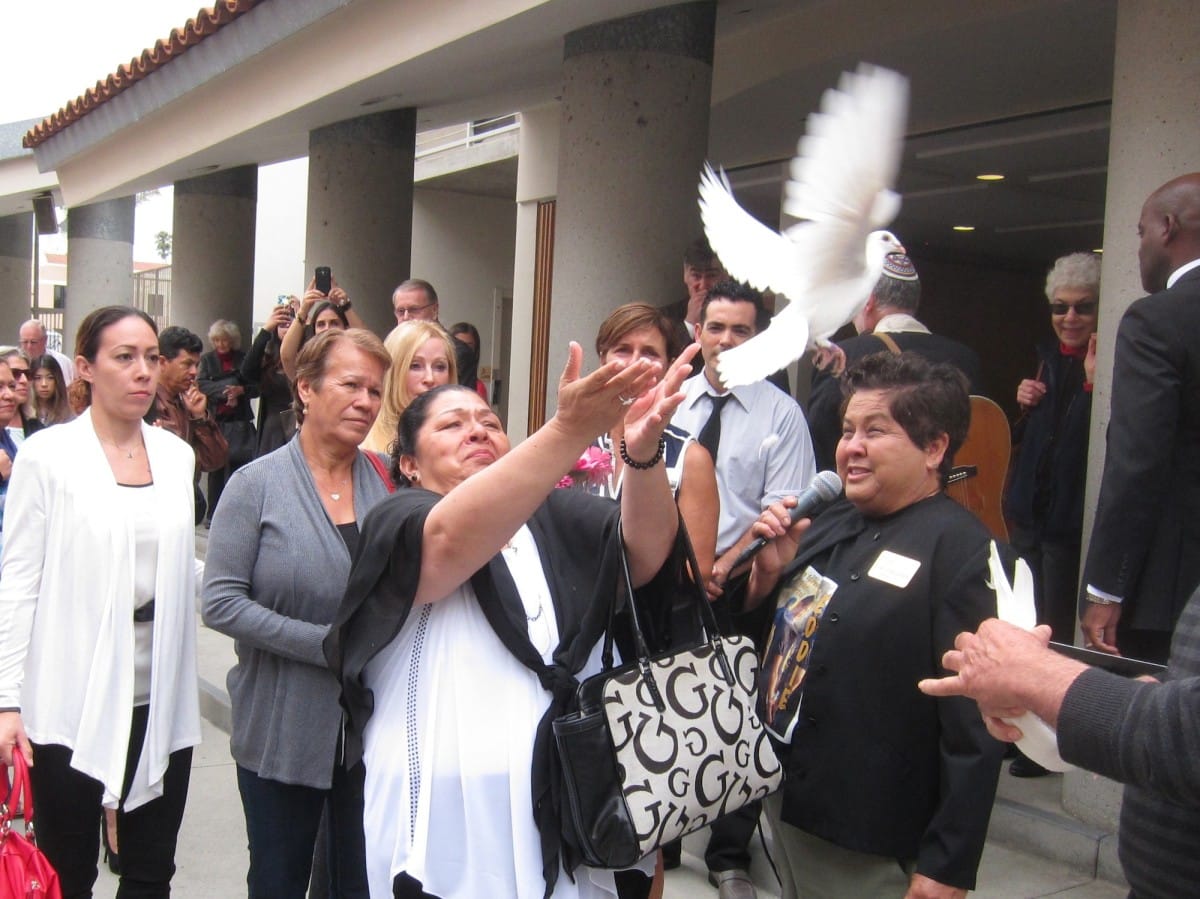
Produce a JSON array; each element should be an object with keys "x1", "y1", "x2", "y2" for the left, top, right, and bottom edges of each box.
[{"x1": 865, "y1": 231, "x2": 905, "y2": 269}]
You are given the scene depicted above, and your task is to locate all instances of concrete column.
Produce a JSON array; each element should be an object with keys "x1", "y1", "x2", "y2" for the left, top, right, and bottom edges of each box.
[
  {"x1": 65, "y1": 197, "x2": 135, "y2": 351},
  {"x1": 509, "y1": 103, "x2": 562, "y2": 442},
  {"x1": 548, "y1": 1, "x2": 716, "y2": 411},
  {"x1": 0, "y1": 213, "x2": 33, "y2": 343},
  {"x1": 305, "y1": 108, "x2": 417, "y2": 336},
  {"x1": 172, "y1": 166, "x2": 258, "y2": 343},
  {"x1": 1071, "y1": 0, "x2": 1200, "y2": 846}
]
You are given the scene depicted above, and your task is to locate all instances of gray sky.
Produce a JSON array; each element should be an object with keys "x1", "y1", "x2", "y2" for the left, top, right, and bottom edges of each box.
[{"x1": 7, "y1": 0, "x2": 206, "y2": 123}]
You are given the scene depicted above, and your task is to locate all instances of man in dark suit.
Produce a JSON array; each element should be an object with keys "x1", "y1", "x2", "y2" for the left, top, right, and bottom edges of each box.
[
  {"x1": 805, "y1": 252, "x2": 983, "y2": 470},
  {"x1": 1081, "y1": 172, "x2": 1200, "y2": 664}
]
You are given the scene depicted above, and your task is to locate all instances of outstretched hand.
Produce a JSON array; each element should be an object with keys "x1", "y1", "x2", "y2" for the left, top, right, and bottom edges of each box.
[
  {"x1": 622, "y1": 344, "x2": 701, "y2": 460},
  {"x1": 554, "y1": 342, "x2": 660, "y2": 443}
]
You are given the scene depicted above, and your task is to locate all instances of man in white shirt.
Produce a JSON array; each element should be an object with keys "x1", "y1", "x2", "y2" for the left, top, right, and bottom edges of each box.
[
  {"x1": 18, "y1": 319, "x2": 74, "y2": 383},
  {"x1": 673, "y1": 279, "x2": 816, "y2": 588},
  {"x1": 670, "y1": 279, "x2": 816, "y2": 899}
]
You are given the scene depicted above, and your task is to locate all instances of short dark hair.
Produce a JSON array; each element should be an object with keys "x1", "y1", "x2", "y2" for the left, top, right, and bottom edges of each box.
[
  {"x1": 699, "y1": 279, "x2": 765, "y2": 325},
  {"x1": 394, "y1": 278, "x2": 438, "y2": 306},
  {"x1": 683, "y1": 237, "x2": 720, "y2": 270},
  {"x1": 389, "y1": 383, "x2": 479, "y2": 485},
  {"x1": 158, "y1": 326, "x2": 203, "y2": 360},
  {"x1": 77, "y1": 306, "x2": 158, "y2": 362},
  {"x1": 840, "y1": 352, "x2": 969, "y2": 482}
]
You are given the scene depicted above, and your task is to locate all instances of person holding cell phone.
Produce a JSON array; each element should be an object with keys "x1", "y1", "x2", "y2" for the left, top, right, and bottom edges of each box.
[
  {"x1": 281, "y1": 270, "x2": 368, "y2": 381},
  {"x1": 243, "y1": 298, "x2": 301, "y2": 456}
]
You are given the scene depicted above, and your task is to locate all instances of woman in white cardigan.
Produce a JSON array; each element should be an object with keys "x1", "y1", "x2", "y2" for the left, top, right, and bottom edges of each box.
[{"x1": 0, "y1": 306, "x2": 201, "y2": 899}]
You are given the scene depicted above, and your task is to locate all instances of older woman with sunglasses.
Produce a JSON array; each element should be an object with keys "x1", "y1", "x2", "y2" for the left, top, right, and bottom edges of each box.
[
  {"x1": 0, "y1": 348, "x2": 44, "y2": 444},
  {"x1": 1004, "y1": 253, "x2": 1100, "y2": 650}
]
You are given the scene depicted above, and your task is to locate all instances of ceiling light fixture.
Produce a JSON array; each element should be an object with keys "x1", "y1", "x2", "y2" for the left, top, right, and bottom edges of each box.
[
  {"x1": 953, "y1": 225, "x2": 975, "y2": 232},
  {"x1": 976, "y1": 173, "x2": 1005, "y2": 181}
]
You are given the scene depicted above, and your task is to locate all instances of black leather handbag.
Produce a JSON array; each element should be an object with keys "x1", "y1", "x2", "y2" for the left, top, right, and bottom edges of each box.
[{"x1": 553, "y1": 525, "x2": 782, "y2": 869}]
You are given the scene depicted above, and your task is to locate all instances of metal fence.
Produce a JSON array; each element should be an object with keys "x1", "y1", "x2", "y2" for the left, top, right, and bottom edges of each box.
[{"x1": 31, "y1": 265, "x2": 172, "y2": 350}]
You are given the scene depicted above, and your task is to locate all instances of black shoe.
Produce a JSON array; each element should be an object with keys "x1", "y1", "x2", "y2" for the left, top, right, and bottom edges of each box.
[
  {"x1": 1009, "y1": 754, "x2": 1051, "y2": 778},
  {"x1": 661, "y1": 838, "x2": 682, "y2": 870}
]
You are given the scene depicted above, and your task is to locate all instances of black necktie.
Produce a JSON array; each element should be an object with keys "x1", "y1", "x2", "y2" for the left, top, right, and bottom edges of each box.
[{"x1": 697, "y1": 394, "x2": 731, "y2": 461}]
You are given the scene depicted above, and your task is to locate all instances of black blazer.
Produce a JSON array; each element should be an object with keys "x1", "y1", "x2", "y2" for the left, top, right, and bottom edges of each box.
[
  {"x1": 766, "y1": 494, "x2": 1004, "y2": 889},
  {"x1": 806, "y1": 330, "x2": 983, "y2": 470},
  {"x1": 1083, "y1": 265, "x2": 1200, "y2": 633}
]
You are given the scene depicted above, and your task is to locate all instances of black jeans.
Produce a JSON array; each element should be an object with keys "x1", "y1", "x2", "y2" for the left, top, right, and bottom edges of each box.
[
  {"x1": 236, "y1": 760, "x2": 368, "y2": 899},
  {"x1": 30, "y1": 704, "x2": 193, "y2": 899}
]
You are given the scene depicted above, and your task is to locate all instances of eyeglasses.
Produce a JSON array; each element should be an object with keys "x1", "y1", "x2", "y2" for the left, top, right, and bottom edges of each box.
[
  {"x1": 1049, "y1": 301, "x2": 1097, "y2": 316},
  {"x1": 394, "y1": 301, "x2": 436, "y2": 320},
  {"x1": 8, "y1": 369, "x2": 30, "y2": 381}
]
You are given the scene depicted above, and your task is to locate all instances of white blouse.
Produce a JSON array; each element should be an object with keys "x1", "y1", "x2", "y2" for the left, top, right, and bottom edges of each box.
[{"x1": 361, "y1": 524, "x2": 646, "y2": 898}]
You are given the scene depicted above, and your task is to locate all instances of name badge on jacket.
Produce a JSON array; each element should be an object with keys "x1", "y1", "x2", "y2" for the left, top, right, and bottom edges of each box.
[{"x1": 867, "y1": 550, "x2": 921, "y2": 588}]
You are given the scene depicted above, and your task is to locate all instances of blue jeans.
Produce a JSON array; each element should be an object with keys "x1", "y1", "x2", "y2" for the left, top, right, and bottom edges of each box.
[{"x1": 236, "y1": 761, "x2": 368, "y2": 899}]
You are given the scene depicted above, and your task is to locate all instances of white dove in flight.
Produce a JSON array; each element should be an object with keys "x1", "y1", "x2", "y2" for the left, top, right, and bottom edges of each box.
[{"x1": 699, "y1": 63, "x2": 909, "y2": 388}]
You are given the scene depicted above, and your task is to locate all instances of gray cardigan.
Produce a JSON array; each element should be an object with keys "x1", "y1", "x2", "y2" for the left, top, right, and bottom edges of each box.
[{"x1": 202, "y1": 437, "x2": 390, "y2": 788}]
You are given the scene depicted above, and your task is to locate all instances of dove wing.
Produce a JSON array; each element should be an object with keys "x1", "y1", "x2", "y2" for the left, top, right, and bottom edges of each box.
[
  {"x1": 698, "y1": 163, "x2": 808, "y2": 301},
  {"x1": 783, "y1": 64, "x2": 908, "y2": 301},
  {"x1": 716, "y1": 304, "x2": 809, "y2": 389}
]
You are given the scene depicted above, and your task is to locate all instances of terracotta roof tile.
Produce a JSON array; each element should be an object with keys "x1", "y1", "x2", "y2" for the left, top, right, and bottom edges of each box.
[{"x1": 23, "y1": 0, "x2": 261, "y2": 149}]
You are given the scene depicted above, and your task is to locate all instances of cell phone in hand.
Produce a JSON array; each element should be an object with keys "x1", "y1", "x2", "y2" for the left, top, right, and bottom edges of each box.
[{"x1": 315, "y1": 266, "x2": 332, "y2": 295}]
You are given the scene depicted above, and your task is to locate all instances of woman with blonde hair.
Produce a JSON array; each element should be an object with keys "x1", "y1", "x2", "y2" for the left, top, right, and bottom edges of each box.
[{"x1": 360, "y1": 321, "x2": 457, "y2": 454}]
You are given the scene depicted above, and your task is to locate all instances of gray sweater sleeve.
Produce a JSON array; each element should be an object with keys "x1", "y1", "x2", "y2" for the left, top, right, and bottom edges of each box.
[
  {"x1": 1058, "y1": 667, "x2": 1200, "y2": 805},
  {"x1": 201, "y1": 463, "x2": 330, "y2": 667}
]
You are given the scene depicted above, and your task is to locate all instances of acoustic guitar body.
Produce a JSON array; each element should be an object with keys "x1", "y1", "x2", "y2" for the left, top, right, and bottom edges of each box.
[{"x1": 945, "y1": 395, "x2": 1011, "y2": 541}]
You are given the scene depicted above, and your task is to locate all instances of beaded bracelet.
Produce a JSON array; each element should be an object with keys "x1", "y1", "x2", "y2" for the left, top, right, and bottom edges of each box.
[{"x1": 620, "y1": 435, "x2": 665, "y2": 470}]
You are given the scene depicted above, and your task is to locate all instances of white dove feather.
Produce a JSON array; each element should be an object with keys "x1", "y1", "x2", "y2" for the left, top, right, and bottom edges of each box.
[
  {"x1": 700, "y1": 64, "x2": 909, "y2": 388},
  {"x1": 985, "y1": 541, "x2": 1074, "y2": 773}
]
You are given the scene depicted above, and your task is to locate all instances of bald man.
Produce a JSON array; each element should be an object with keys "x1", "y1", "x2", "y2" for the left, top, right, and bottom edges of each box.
[
  {"x1": 1081, "y1": 173, "x2": 1200, "y2": 663},
  {"x1": 18, "y1": 319, "x2": 74, "y2": 383}
]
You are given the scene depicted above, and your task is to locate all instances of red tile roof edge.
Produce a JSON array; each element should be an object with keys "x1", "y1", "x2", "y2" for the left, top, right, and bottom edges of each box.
[{"x1": 23, "y1": 0, "x2": 262, "y2": 150}]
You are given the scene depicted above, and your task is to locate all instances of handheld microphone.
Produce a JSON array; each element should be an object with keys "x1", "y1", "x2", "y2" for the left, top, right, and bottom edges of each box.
[{"x1": 731, "y1": 470, "x2": 843, "y2": 570}]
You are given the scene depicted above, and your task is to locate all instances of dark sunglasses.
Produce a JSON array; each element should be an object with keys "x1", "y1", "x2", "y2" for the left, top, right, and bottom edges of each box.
[
  {"x1": 8, "y1": 369, "x2": 30, "y2": 380},
  {"x1": 1049, "y1": 301, "x2": 1097, "y2": 316}
]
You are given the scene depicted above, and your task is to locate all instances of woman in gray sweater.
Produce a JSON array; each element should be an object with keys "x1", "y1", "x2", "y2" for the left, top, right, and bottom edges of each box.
[{"x1": 203, "y1": 328, "x2": 392, "y2": 899}]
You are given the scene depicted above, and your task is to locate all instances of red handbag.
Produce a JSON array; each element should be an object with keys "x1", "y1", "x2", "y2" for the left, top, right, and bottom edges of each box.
[{"x1": 0, "y1": 750, "x2": 62, "y2": 899}]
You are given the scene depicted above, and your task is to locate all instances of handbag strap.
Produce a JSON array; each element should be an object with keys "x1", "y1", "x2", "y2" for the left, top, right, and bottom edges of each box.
[
  {"x1": 365, "y1": 452, "x2": 396, "y2": 493},
  {"x1": 1, "y1": 749, "x2": 33, "y2": 835},
  {"x1": 604, "y1": 515, "x2": 732, "y2": 689}
]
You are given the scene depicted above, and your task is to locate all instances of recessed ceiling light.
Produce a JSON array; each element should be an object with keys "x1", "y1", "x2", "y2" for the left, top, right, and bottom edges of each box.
[
  {"x1": 976, "y1": 173, "x2": 1005, "y2": 181},
  {"x1": 1094, "y1": 248, "x2": 1103, "y2": 254},
  {"x1": 952, "y1": 225, "x2": 975, "y2": 232}
]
